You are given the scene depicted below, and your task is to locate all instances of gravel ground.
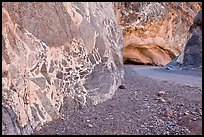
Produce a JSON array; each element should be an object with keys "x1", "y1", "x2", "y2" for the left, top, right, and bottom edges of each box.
[{"x1": 33, "y1": 65, "x2": 202, "y2": 135}]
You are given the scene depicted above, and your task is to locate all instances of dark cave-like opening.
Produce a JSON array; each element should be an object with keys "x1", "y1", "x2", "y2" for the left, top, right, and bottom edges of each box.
[{"x1": 123, "y1": 60, "x2": 159, "y2": 66}]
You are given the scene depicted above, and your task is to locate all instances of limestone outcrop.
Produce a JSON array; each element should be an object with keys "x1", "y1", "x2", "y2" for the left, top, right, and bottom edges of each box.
[
  {"x1": 114, "y1": 2, "x2": 201, "y2": 66},
  {"x1": 165, "y1": 9, "x2": 202, "y2": 70},
  {"x1": 2, "y1": 2, "x2": 124, "y2": 135}
]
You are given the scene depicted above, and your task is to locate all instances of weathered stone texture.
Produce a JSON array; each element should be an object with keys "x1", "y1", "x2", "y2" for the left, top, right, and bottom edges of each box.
[
  {"x1": 165, "y1": 9, "x2": 202, "y2": 70},
  {"x1": 2, "y1": 2, "x2": 124, "y2": 135},
  {"x1": 114, "y1": 2, "x2": 201, "y2": 66}
]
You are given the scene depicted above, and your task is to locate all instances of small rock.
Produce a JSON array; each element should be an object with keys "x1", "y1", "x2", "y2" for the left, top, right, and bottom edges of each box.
[
  {"x1": 87, "y1": 123, "x2": 93, "y2": 128},
  {"x1": 191, "y1": 118, "x2": 197, "y2": 121},
  {"x1": 158, "y1": 91, "x2": 165, "y2": 96},
  {"x1": 86, "y1": 120, "x2": 91, "y2": 123},
  {"x1": 164, "y1": 109, "x2": 173, "y2": 117},
  {"x1": 158, "y1": 98, "x2": 166, "y2": 103},
  {"x1": 166, "y1": 98, "x2": 173, "y2": 104},
  {"x1": 149, "y1": 125, "x2": 154, "y2": 128},
  {"x1": 165, "y1": 131, "x2": 170, "y2": 135},
  {"x1": 184, "y1": 112, "x2": 189, "y2": 115},
  {"x1": 178, "y1": 116, "x2": 182, "y2": 120},
  {"x1": 140, "y1": 124, "x2": 145, "y2": 128},
  {"x1": 35, "y1": 126, "x2": 42, "y2": 131},
  {"x1": 158, "y1": 119, "x2": 164, "y2": 124},
  {"x1": 119, "y1": 85, "x2": 126, "y2": 89}
]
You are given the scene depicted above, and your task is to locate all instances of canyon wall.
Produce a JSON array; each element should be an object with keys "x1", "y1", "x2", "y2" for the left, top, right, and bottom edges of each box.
[
  {"x1": 2, "y1": 2, "x2": 124, "y2": 135},
  {"x1": 114, "y1": 2, "x2": 201, "y2": 66},
  {"x1": 165, "y1": 9, "x2": 202, "y2": 70}
]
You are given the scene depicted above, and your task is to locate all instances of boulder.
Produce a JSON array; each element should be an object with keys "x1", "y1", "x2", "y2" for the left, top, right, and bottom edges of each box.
[{"x1": 2, "y1": 2, "x2": 124, "y2": 135}]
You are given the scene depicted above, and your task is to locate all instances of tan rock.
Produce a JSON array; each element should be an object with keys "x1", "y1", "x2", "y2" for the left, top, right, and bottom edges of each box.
[
  {"x1": 184, "y1": 112, "x2": 189, "y2": 115},
  {"x1": 158, "y1": 98, "x2": 166, "y2": 103},
  {"x1": 114, "y1": 2, "x2": 201, "y2": 66},
  {"x1": 86, "y1": 120, "x2": 91, "y2": 123},
  {"x1": 87, "y1": 123, "x2": 93, "y2": 128},
  {"x1": 164, "y1": 109, "x2": 174, "y2": 117},
  {"x1": 158, "y1": 90, "x2": 165, "y2": 96},
  {"x1": 166, "y1": 98, "x2": 173, "y2": 104}
]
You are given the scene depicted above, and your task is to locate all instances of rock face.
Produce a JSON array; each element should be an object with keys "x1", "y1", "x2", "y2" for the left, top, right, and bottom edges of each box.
[
  {"x1": 2, "y1": 2, "x2": 124, "y2": 135},
  {"x1": 114, "y1": 2, "x2": 201, "y2": 66},
  {"x1": 165, "y1": 9, "x2": 202, "y2": 70}
]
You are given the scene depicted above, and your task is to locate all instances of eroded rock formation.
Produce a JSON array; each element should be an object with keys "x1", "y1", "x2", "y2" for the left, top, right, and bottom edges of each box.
[
  {"x1": 2, "y1": 2, "x2": 124, "y2": 135},
  {"x1": 114, "y1": 2, "x2": 201, "y2": 66},
  {"x1": 165, "y1": 9, "x2": 202, "y2": 70}
]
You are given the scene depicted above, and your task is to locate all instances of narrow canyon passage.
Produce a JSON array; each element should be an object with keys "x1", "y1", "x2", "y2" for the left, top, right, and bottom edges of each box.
[
  {"x1": 127, "y1": 65, "x2": 202, "y2": 88},
  {"x1": 34, "y1": 65, "x2": 202, "y2": 135},
  {"x1": 2, "y1": 2, "x2": 202, "y2": 135}
]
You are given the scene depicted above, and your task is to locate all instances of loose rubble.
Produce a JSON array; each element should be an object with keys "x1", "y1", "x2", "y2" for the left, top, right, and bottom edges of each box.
[{"x1": 34, "y1": 65, "x2": 202, "y2": 135}]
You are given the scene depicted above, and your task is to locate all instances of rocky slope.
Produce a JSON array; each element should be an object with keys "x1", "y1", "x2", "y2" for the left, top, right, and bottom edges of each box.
[
  {"x1": 2, "y1": 2, "x2": 124, "y2": 135},
  {"x1": 114, "y1": 2, "x2": 201, "y2": 66}
]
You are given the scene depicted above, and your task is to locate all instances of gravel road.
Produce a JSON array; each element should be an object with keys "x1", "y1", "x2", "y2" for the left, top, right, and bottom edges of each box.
[
  {"x1": 34, "y1": 65, "x2": 202, "y2": 135},
  {"x1": 128, "y1": 65, "x2": 202, "y2": 88}
]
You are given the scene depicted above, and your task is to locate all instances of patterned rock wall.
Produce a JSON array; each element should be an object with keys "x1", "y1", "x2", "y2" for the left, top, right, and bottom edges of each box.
[
  {"x1": 114, "y1": 2, "x2": 201, "y2": 66},
  {"x1": 2, "y1": 2, "x2": 124, "y2": 135}
]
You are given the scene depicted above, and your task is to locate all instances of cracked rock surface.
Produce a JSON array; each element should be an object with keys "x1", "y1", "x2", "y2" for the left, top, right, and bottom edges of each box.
[{"x1": 2, "y1": 2, "x2": 124, "y2": 135}]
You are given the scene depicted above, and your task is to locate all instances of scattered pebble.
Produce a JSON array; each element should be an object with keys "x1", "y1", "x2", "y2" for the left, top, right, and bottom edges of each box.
[
  {"x1": 165, "y1": 131, "x2": 170, "y2": 135},
  {"x1": 33, "y1": 66, "x2": 202, "y2": 135},
  {"x1": 141, "y1": 124, "x2": 145, "y2": 128},
  {"x1": 149, "y1": 125, "x2": 154, "y2": 128},
  {"x1": 157, "y1": 119, "x2": 164, "y2": 124},
  {"x1": 164, "y1": 109, "x2": 173, "y2": 117},
  {"x1": 158, "y1": 98, "x2": 166, "y2": 103},
  {"x1": 87, "y1": 123, "x2": 93, "y2": 128},
  {"x1": 86, "y1": 120, "x2": 91, "y2": 123},
  {"x1": 191, "y1": 118, "x2": 197, "y2": 121},
  {"x1": 158, "y1": 91, "x2": 165, "y2": 96},
  {"x1": 35, "y1": 126, "x2": 42, "y2": 131},
  {"x1": 166, "y1": 98, "x2": 173, "y2": 104},
  {"x1": 184, "y1": 112, "x2": 189, "y2": 115}
]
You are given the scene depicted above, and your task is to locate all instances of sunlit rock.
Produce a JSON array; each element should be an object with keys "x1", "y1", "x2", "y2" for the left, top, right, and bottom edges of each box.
[{"x1": 114, "y1": 2, "x2": 201, "y2": 66}]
